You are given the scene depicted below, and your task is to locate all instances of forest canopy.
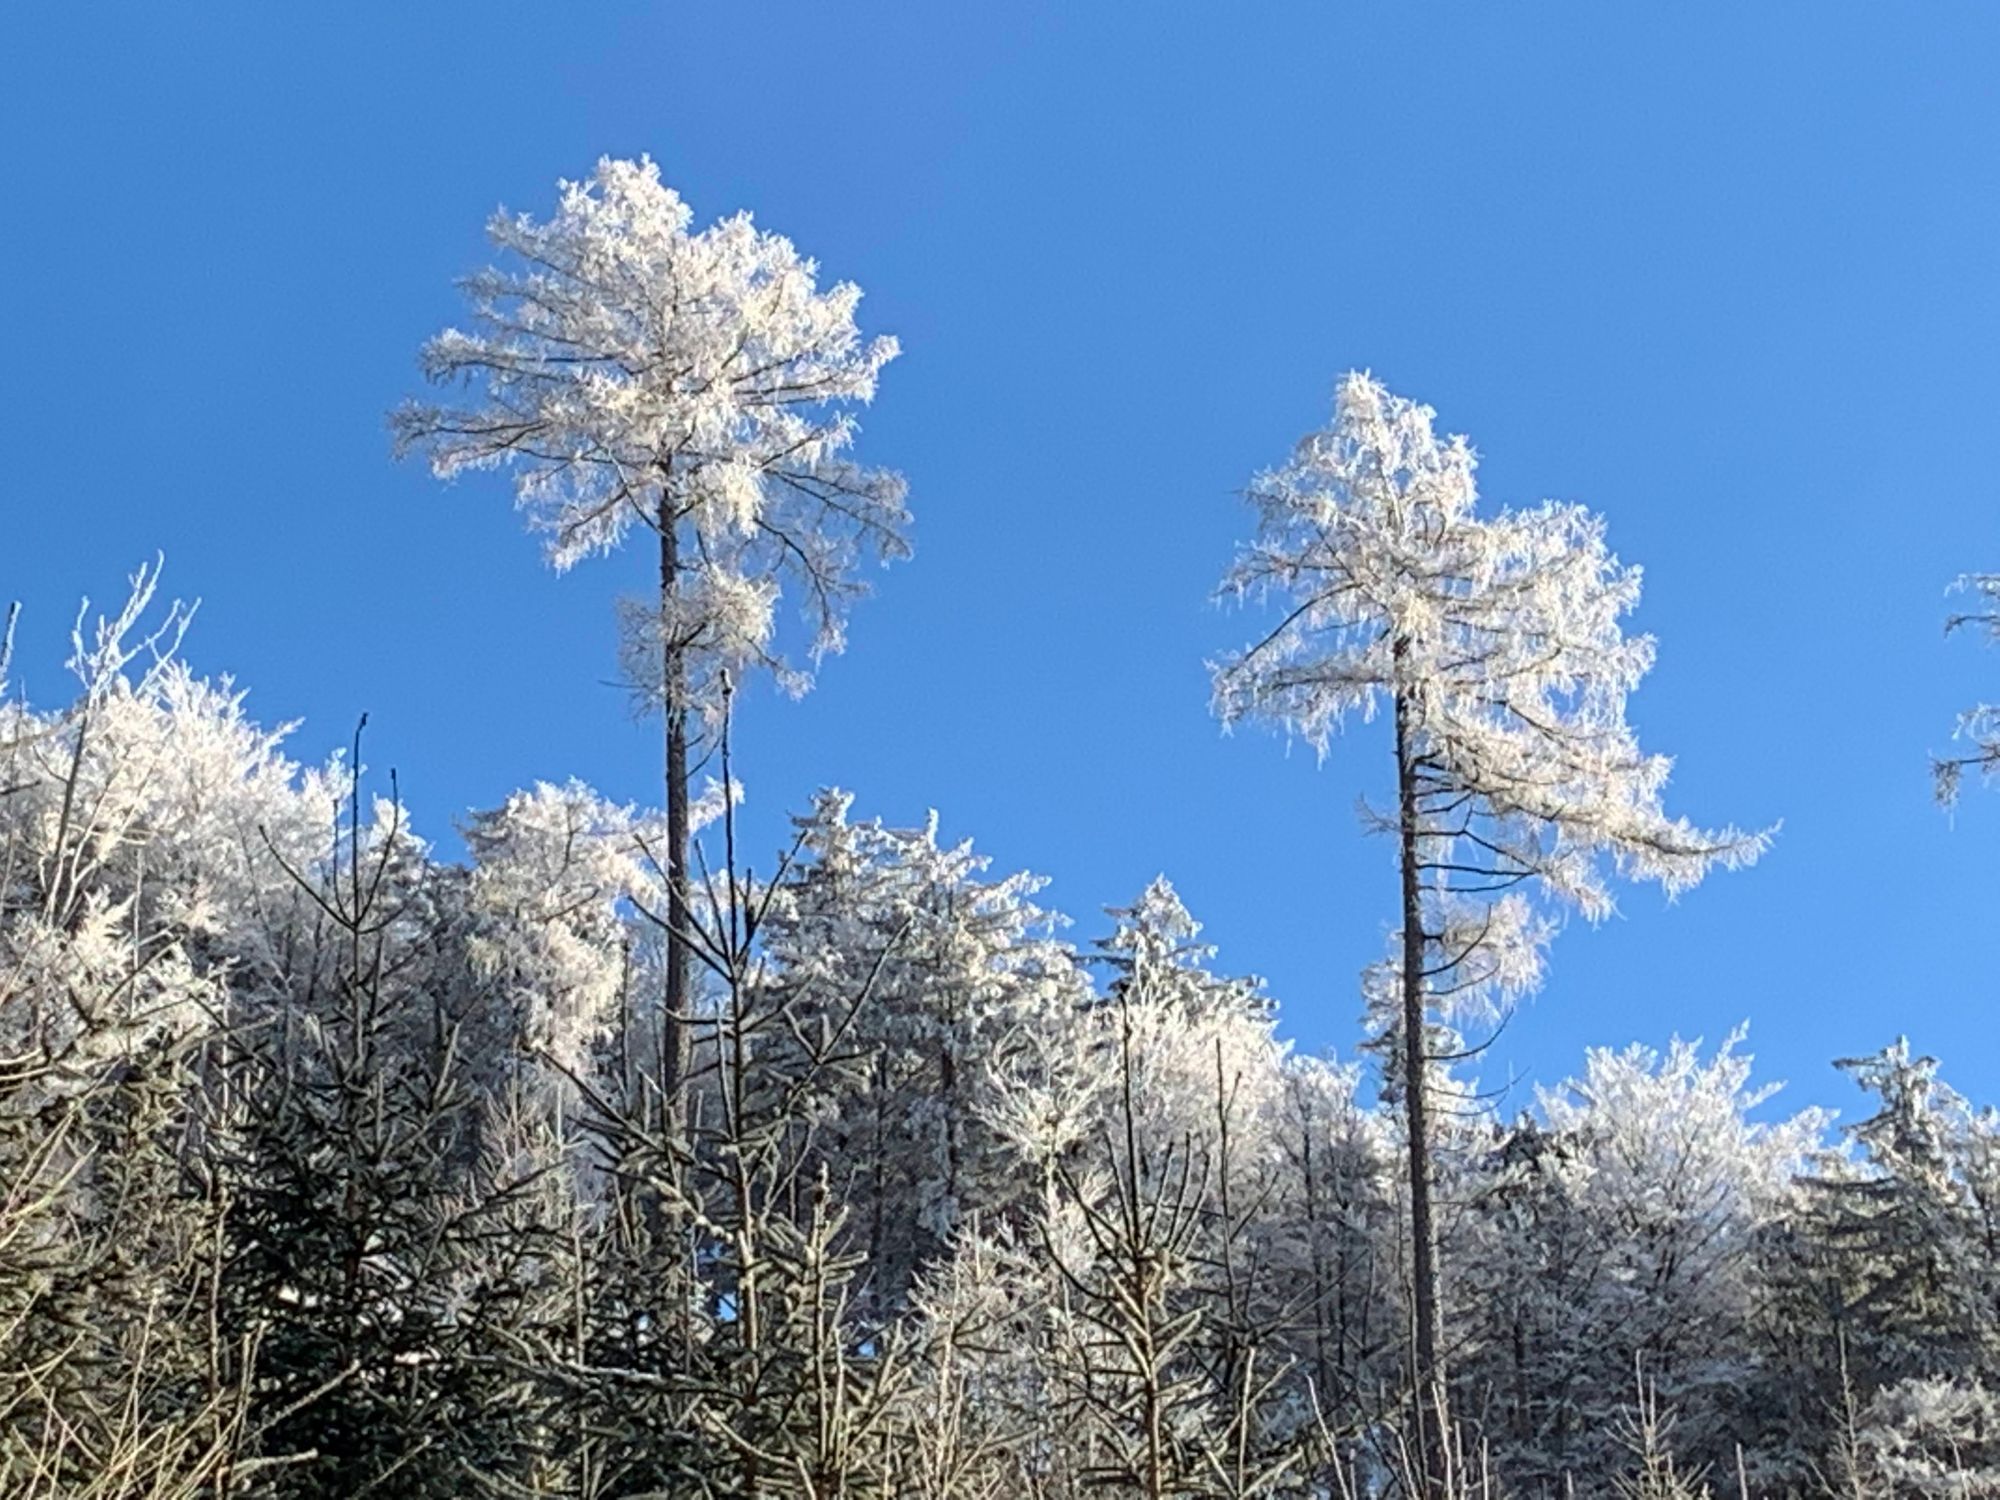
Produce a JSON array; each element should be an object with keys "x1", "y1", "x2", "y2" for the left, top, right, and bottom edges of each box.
[{"x1": 2, "y1": 158, "x2": 1997, "y2": 1500}]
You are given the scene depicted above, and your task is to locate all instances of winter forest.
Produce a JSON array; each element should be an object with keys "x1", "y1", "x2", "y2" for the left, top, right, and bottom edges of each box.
[{"x1": 3, "y1": 138, "x2": 1999, "y2": 1500}]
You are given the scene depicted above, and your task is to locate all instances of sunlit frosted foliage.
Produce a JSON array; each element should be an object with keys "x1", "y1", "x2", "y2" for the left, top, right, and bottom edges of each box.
[
  {"x1": 0, "y1": 566, "x2": 286, "y2": 1075},
  {"x1": 1097, "y1": 876, "x2": 1270, "y2": 1026},
  {"x1": 1214, "y1": 373, "x2": 1766, "y2": 966},
  {"x1": 986, "y1": 877, "x2": 1297, "y2": 1261},
  {"x1": 464, "y1": 781, "x2": 656, "y2": 1088},
  {"x1": 1849, "y1": 1376, "x2": 2000, "y2": 1497},
  {"x1": 394, "y1": 156, "x2": 908, "y2": 720},
  {"x1": 1086, "y1": 876, "x2": 1285, "y2": 1155},
  {"x1": 1534, "y1": 1031, "x2": 1827, "y2": 1234},
  {"x1": 0, "y1": 571, "x2": 285, "y2": 1492},
  {"x1": 1451, "y1": 1036, "x2": 1821, "y2": 1486},
  {"x1": 1213, "y1": 374, "x2": 1771, "y2": 1483},
  {"x1": 1213, "y1": 372, "x2": 1771, "y2": 1061},
  {"x1": 1265, "y1": 1053, "x2": 1396, "y2": 1443},
  {"x1": 756, "y1": 790, "x2": 1090, "y2": 1308},
  {"x1": 7, "y1": 521, "x2": 1999, "y2": 1491},
  {"x1": 927, "y1": 883, "x2": 1316, "y2": 1498}
]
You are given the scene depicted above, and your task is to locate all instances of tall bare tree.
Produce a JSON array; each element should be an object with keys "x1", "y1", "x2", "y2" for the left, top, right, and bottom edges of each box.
[
  {"x1": 395, "y1": 156, "x2": 908, "y2": 1120},
  {"x1": 1212, "y1": 372, "x2": 1765, "y2": 1495}
]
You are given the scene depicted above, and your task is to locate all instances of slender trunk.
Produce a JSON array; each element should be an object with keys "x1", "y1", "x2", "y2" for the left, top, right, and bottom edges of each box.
[
  {"x1": 1301, "y1": 1107, "x2": 1335, "y2": 1410},
  {"x1": 940, "y1": 987, "x2": 961, "y2": 1247},
  {"x1": 1394, "y1": 679, "x2": 1450, "y2": 1498},
  {"x1": 1120, "y1": 1001, "x2": 1168, "y2": 1500},
  {"x1": 660, "y1": 496, "x2": 691, "y2": 1130},
  {"x1": 868, "y1": 1064, "x2": 887, "y2": 1304}
]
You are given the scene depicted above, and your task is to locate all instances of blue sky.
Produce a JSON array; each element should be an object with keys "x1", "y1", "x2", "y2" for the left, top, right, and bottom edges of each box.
[{"x1": 5, "y1": 4, "x2": 1997, "y2": 1121}]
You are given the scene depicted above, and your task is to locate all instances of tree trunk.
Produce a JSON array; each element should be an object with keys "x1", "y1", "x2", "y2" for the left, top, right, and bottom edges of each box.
[
  {"x1": 660, "y1": 497, "x2": 691, "y2": 1130},
  {"x1": 1394, "y1": 680, "x2": 1450, "y2": 1499}
]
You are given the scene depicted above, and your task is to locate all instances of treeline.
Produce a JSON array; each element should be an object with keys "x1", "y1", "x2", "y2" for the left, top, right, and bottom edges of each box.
[
  {"x1": 8, "y1": 154, "x2": 1999, "y2": 1500},
  {"x1": 0, "y1": 574, "x2": 1997, "y2": 1499}
]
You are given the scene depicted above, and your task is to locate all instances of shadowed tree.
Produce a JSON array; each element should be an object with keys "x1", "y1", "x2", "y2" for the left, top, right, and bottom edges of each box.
[
  {"x1": 1211, "y1": 372, "x2": 1766, "y2": 1496},
  {"x1": 394, "y1": 155, "x2": 908, "y2": 1121}
]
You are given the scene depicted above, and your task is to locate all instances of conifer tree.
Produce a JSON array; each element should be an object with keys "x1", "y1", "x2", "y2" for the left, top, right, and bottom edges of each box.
[
  {"x1": 1456, "y1": 1036, "x2": 1822, "y2": 1487},
  {"x1": 759, "y1": 791, "x2": 1091, "y2": 1315},
  {"x1": 1212, "y1": 373, "x2": 1765, "y2": 1494},
  {"x1": 396, "y1": 157, "x2": 908, "y2": 1121}
]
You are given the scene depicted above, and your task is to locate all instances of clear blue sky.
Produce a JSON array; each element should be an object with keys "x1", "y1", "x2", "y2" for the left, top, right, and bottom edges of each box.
[{"x1": 5, "y1": 4, "x2": 1997, "y2": 1121}]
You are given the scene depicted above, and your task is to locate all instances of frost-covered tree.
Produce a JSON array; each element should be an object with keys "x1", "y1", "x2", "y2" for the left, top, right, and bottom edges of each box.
[
  {"x1": 1082, "y1": 880, "x2": 1280, "y2": 1164},
  {"x1": 1936, "y1": 573, "x2": 2000, "y2": 804},
  {"x1": 759, "y1": 791, "x2": 1091, "y2": 1313},
  {"x1": 1263, "y1": 1054, "x2": 1396, "y2": 1480},
  {"x1": 1455, "y1": 1034, "x2": 1823, "y2": 1490},
  {"x1": 1844, "y1": 1375, "x2": 2000, "y2": 1498},
  {"x1": 0, "y1": 569, "x2": 291, "y2": 1494},
  {"x1": 527, "y1": 740, "x2": 933, "y2": 1496},
  {"x1": 1080, "y1": 884, "x2": 1303, "y2": 1495},
  {"x1": 32, "y1": 537, "x2": 2000, "y2": 1493},
  {"x1": 462, "y1": 779, "x2": 658, "y2": 1097},
  {"x1": 395, "y1": 156, "x2": 908, "y2": 1116},
  {"x1": 1212, "y1": 373, "x2": 1766, "y2": 1493},
  {"x1": 916, "y1": 883, "x2": 1304, "y2": 1500},
  {"x1": 1781, "y1": 1044, "x2": 2000, "y2": 1405},
  {"x1": 218, "y1": 752, "x2": 563, "y2": 1497}
]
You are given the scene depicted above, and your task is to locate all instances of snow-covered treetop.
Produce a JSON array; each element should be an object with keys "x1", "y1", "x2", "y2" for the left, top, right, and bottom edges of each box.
[
  {"x1": 1095, "y1": 875, "x2": 1269, "y2": 1023},
  {"x1": 1834, "y1": 1037, "x2": 1962, "y2": 1191},
  {"x1": 394, "y1": 156, "x2": 909, "y2": 719},
  {"x1": 1213, "y1": 371, "x2": 1768, "y2": 924},
  {"x1": 1537, "y1": 1030, "x2": 1828, "y2": 1213}
]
